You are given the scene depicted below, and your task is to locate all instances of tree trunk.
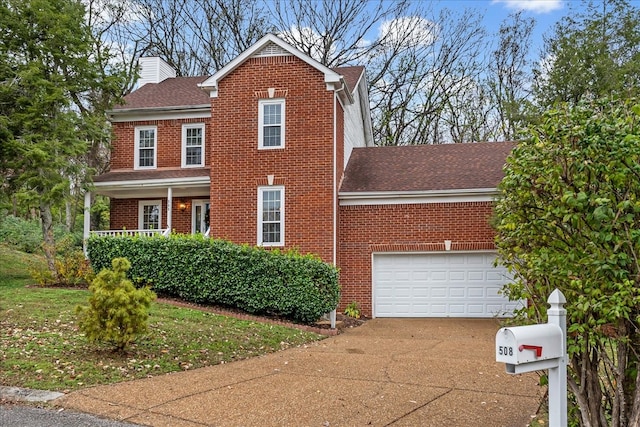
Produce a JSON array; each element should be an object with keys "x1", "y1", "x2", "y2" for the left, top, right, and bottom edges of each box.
[
  {"x1": 65, "y1": 199, "x2": 72, "y2": 232},
  {"x1": 39, "y1": 200, "x2": 57, "y2": 279}
]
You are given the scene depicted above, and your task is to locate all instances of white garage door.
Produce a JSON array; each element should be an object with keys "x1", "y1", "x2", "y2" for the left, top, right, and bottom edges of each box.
[{"x1": 373, "y1": 252, "x2": 520, "y2": 318}]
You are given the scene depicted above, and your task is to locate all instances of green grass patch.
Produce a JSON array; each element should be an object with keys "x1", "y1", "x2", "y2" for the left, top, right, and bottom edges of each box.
[{"x1": 0, "y1": 245, "x2": 324, "y2": 392}]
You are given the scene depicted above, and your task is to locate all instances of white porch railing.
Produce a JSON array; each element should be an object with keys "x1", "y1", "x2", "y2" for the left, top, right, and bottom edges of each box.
[{"x1": 90, "y1": 229, "x2": 170, "y2": 237}]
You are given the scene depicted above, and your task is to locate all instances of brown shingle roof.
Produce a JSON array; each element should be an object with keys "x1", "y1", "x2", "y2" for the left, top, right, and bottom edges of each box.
[
  {"x1": 94, "y1": 168, "x2": 210, "y2": 183},
  {"x1": 333, "y1": 66, "x2": 364, "y2": 94},
  {"x1": 340, "y1": 142, "x2": 515, "y2": 193},
  {"x1": 113, "y1": 76, "x2": 211, "y2": 110},
  {"x1": 113, "y1": 67, "x2": 364, "y2": 111}
]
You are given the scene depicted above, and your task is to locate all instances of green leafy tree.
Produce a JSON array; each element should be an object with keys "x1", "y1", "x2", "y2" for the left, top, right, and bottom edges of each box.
[
  {"x1": 0, "y1": 0, "x2": 125, "y2": 273},
  {"x1": 534, "y1": 0, "x2": 640, "y2": 108},
  {"x1": 76, "y1": 258, "x2": 156, "y2": 351},
  {"x1": 494, "y1": 98, "x2": 640, "y2": 426}
]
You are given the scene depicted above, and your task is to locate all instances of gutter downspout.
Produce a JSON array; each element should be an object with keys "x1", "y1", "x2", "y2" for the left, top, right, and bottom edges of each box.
[{"x1": 330, "y1": 90, "x2": 339, "y2": 329}]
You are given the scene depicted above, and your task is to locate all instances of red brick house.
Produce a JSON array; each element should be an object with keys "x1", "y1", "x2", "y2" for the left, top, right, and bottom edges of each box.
[{"x1": 84, "y1": 34, "x2": 519, "y2": 318}]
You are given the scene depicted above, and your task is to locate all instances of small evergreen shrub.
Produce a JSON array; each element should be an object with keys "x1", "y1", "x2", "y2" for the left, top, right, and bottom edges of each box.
[
  {"x1": 76, "y1": 257, "x2": 156, "y2": 351},
  {"x1": 87, "y1": 234, "x2": 340, "y2": 324}
]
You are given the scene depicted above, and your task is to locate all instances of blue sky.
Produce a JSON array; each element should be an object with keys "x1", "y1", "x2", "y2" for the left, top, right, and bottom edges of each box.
[{"x1": 430, "y1": 0, "x2": 583, "y2": 56}]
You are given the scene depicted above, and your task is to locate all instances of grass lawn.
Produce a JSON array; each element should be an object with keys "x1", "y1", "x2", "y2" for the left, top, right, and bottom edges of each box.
[{"x1": 0, "y1": 245, "x2": 325, "y2": 392}]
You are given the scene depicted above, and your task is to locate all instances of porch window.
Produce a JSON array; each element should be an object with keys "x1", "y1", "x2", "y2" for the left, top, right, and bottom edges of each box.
[
  {"x1": 258, "y1": 187, "x2": 284, "y2": 246},
  {"x1": 139, "y1": 200, "x2": 162, "y2": 230},
  {"x1": 192, "y1": 200, "x2": 210, "y2": 234},
  {"x1": 182, "y1": 124, "x2": 205, "y2": 167},
  {"x1": 258, "y1": 100, "x2": 285, "y2": 149},
  {"x1": 134, "y1": 126, "x2": 157, "y2": 169}
]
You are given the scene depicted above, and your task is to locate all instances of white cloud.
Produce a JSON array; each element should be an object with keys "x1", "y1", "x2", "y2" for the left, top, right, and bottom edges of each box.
[
  {"x1": 279, "y1": 26, "x2": 336, "y2": 63},
  {"x1": 492, "y1": 0, "x2": 563, "y2": 13},
  {"x1": 379, "y1": 16, "x2": 437, "y2": 49}
]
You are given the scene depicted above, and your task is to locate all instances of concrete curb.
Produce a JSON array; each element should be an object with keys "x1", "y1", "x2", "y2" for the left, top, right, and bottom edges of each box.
[{"x1": 0, "y1": 386, "x2": 64, "y2": 403}]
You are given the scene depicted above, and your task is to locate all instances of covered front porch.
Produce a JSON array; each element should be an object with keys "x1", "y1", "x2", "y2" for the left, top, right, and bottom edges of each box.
[{"x1": 84, "y1": 169, "x2": 211, "y2": 248}]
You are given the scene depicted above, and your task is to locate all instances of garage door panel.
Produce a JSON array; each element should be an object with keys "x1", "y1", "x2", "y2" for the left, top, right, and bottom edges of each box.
[
  {"x1": 431, "y1": 287, "x2": 447, "y2": 298},
  {"x1": 449, "y1": 287, "x2": 465, "y2": 298},
  {"x1": 374, "y1": 253, "x2": 520, "y2": 318},
  {"x1": 431, "y1": 271, "x2": 447, "y2": 281},
  {"x1": 413, "y1": 287, "x2": 429, "y2": 297},
  {"x1": 468, "y1": 271, "x2": 485, "y2": 280},
  {"x1": 467, "y1": 304, "x2": 485, "y2": 314},
  {"x1": 468, "y1": 288, "x2": 485, "y2": 298}
]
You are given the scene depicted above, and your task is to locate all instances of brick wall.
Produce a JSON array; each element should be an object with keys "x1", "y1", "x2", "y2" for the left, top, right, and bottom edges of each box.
[
  {"x1": 337, "y1": 201, "x2": 497, "y2": 316},
  {"x1": 209, "y1": 55, "x2": 338, "y2": 263},
  {"x1": 111, "y1": 118, "x2": 210, "y2": 170},
  {"x1": 110, "y1": 197, "x2": 197, "y2": 234}
]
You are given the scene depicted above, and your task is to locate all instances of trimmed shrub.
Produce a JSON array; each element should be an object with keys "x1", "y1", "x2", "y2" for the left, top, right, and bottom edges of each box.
[
  {"x1": 87, "y1": 234, "x2": 340, "y2": 324},
  {"x1": 76, "y1": 257, "x2": 156, "y2": 351}
]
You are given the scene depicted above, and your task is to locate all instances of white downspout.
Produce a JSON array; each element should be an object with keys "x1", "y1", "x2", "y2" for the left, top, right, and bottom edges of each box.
[{"x1": 330, "y1": 91, "x2": 339, "y2": 329}]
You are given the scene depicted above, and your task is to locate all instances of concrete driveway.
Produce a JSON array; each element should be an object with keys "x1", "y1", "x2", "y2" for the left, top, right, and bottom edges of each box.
[{"x1": 55, "y1": 318, "x2": 542, "y2": 426}]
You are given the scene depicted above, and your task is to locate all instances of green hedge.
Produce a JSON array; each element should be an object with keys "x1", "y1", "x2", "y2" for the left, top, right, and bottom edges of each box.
[{"x1": 86, "y1": 234, "x2": 340, "y2": 324}]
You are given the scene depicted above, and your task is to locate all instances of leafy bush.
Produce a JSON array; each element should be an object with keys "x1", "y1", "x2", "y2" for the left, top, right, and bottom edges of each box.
[
  {"x1": 0, "y1": 215, "x2": 43, "y2": 253},
  {"x1": 76, "y1": 257, "x2": 156, "y2": 351},
  {"x1": 30, "y1": 235, "x2": 94, "y2": 287},
  {"x1": 344, "y1": 301, "x2": 361, "y2": 319},
  {"x1": 87, "y1": 234, "x2": 340, "y2": 324},
  {"x1": 0, "y1": 215, "x2": 83, "y2": 254}
]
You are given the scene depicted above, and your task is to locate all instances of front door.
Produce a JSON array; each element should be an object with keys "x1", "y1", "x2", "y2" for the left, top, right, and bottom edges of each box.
[{"x1": 192, "y1": 200, "x2": 210, "y2": 234}]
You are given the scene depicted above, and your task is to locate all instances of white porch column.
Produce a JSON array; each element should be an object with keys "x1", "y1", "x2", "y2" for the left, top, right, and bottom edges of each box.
[
  {"x1": 83, "y1": 191, "x2": 91, "y2": 255},
  {"x1": 166, "y1": 187, "x2": 173, "y2": 233}
]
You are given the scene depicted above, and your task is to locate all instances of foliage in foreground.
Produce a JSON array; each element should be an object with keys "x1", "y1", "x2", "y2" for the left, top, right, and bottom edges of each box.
[
  {"x1": 494, "y1": 98, "x2": 640, "y2": 427},
  {"x1": 87, "y1": 234, "x2": 340, "y2": 324},
  {"x1": 76, "y1": 258, "x2": 156, "y2": 351},
  {"x1": 0, "y1": 245, "x2": 324, "y2": 392}
]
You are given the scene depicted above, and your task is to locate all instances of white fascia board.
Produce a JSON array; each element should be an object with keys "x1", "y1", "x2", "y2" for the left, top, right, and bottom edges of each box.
[
  {"x1": 357, "y1": 75, "x2": 374, "y2": 147},
  {"x1": 109, "y1": 105, "x2": 211, "y2": 122},
  {"x1": 95, "y1": 176, "x2": 211, "y2": 191},
  {"x1": 199, "y1": 33, "x2": 342, "y2": 96},
  {"x1": 339, "y1": 188, "x2": 498, "y2": 206},
  {"x1": 330, "y1": 78, "x2": 354, "y2": 105}
]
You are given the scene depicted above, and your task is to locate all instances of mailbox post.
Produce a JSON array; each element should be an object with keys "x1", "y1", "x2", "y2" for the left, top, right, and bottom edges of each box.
[{"x1": 496, "y1": 289, "x2": 567, "y2": 427}]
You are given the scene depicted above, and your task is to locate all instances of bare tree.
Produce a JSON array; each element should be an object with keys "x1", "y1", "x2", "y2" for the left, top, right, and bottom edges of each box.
[
  {"x1": 370, "y1": 8, "x2": 488, "y2": 144},
  {"x1": 487, "y1": 11, "x2": 534, "y2": 141},
  {"x1": 270, "y1": 0, "x2": 411, "y2": 68},
  {"x1": 131, "y1": 0, "x2": 270, "y2": 75},
  {"x1": 91, "y1": 0, "x2": 534, "y2": 146}
]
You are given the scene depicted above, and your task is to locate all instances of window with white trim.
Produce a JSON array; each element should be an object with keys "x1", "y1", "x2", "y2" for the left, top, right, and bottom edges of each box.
[
  {"x1": 182, "y1": 123, "x2": 205, "y2": 167},
  {"x1": 258, "y1": 99, "x2": 285, "y2": 149},
  {"x1": 138, "y1": 200, "x2": 162, "y2": 230},
  {"x1": 134, "y1": 126, "x2": 157, "y2": 169},
  {"x1": 258, "y1": 187, "x2": 284, "y2": 246}
]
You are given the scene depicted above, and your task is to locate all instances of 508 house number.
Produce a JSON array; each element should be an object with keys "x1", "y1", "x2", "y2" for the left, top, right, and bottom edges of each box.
[{"x1": 498, "y1": 346, "x2": 514, "y2": 356}]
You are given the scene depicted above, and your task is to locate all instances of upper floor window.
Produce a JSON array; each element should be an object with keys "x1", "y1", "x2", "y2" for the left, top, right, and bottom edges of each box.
[
  {"x1": 258, "y1": 99, "x2": 285, "y2": 149},
  {"x1": 257, "y1": 186, "x2": 284, "y2": 246},
  {"x1": 134, "y1": 126, "x2": 157, "y2": 169},
  {"x1": 182, "y1": 124, "x2": 205, "y2": 167}
]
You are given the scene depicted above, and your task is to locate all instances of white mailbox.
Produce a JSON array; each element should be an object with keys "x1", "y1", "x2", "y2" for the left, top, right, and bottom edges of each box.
[{"x1": 496, "y1": 323, "x2": 563, "y2": 374}]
